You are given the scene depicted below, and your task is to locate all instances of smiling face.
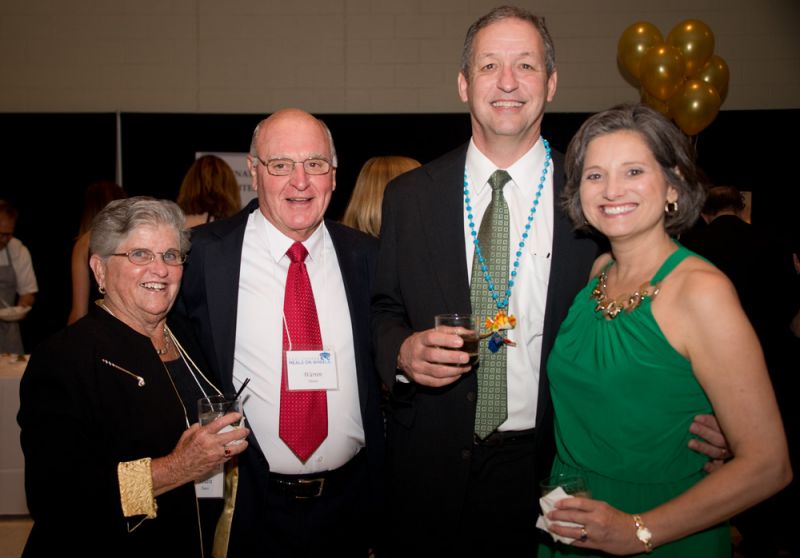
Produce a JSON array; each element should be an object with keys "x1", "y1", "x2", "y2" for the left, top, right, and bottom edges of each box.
[
  {"x1": 457, "y1": 17, "x2": 557, "y2": 164},
  {"x1": 90, "y1": 224, "x2": 183, "y2": 333},
  {"x1": 579, "y1": 130, "x2": 678, "y2": 243},
  {"x1": 248, "y1": 109, "x2": 336, "y2": 242}
]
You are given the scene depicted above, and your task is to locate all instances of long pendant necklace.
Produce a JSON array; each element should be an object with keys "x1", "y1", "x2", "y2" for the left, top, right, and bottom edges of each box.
[{"x1": 464, "y1": 137, "x2": 551, "y2": 348}]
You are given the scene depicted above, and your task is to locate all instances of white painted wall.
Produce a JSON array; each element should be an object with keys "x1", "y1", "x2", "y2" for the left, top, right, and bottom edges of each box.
[{"x1": 1, "y1": 0, "x2": 797, "y2": 113}]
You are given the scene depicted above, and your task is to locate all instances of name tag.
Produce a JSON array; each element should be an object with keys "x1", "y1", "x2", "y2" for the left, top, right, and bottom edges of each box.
[
  {"x1": 195, "y1": 465, "x2": 224, "y2": 498},
  {"x1": 286, "y1": 350, "x2": 338, "y2": 391}
]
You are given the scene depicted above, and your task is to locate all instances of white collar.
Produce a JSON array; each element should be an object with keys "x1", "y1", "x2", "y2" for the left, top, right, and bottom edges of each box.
[{"x1": 465, "y1": 137, "x2": 548, "y2": 194}]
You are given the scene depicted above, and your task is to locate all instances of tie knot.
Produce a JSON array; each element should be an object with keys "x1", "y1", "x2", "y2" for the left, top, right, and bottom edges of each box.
[
  {"x1": 287, "y1": 241, "x2": 308, "y2": 263},
  {"x1": 489, "y1": 170, "x2": 511, "y2": 192}
]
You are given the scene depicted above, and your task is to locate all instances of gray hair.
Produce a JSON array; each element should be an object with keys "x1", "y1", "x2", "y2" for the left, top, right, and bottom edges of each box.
[
  {"x1": 563, "y1": 103, "x2": 705, "y2": 236},
  {"x1": 90, "y1": 196, "x2": 190, "y2": 258},
  {"x1": 461, "y1": 5, "x2": 556, "y2": 82},
  {"x1": 249, "y1": 115, "x2": 338, "y2": 168}
]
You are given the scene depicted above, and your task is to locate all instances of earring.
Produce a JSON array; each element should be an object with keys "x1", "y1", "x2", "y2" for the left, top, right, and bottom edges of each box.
[
  {"x1": 665, "y1": 201, "x2": 679, "y2": 214},
  {"x1": 99, "y1": 285, "x2": 106, "y2": 294}
]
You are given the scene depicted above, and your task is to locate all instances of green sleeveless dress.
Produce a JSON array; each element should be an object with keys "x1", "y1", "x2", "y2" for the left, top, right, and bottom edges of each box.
[{"x1": 538, "y1": 245, "x2": 730, "y2": 557}]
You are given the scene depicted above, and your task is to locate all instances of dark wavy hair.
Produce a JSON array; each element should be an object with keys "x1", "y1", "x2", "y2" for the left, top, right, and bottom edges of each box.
[{"x1": 563, "y1": 103, "x2": 705, "y2": 236}]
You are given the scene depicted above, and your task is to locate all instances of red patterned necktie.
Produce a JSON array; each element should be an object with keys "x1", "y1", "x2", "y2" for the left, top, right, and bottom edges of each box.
[{"x1": 279, "y1": 241, "x2": 328, "y2": 462}]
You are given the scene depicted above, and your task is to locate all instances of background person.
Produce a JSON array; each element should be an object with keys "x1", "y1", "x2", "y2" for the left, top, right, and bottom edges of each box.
[
  {"x1": 176, "y1": 109, "x2": 385, "y2": 557},
  {"x1": 680, "y1": 184, "x2": 799, "y2": 557},
  {"x1": 18, "y1": 197, "x2": 248, "y2": 557},
  {"x1": 342, "y1": 155, "x2": 420, "y2": 237},
  {"x1": 0, "y1": 199, "x2": 37, "y2": 353},
  {"x1": 67, "y1": 180, "x2": 127, "y2": 325},
  {"x1": 539, "y1": 103, "x2": 791, "y2": 557},
  {"x1": 177, "y1": 154, "x2": 242, "y2": 228}
]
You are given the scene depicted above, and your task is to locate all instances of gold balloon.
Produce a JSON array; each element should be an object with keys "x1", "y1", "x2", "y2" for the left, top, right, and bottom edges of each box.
[
  {"x1": 618, "y1": 21, "x2": 664, "y2": 79},
  {"x1": 669, "y1": 79, "x2": 721, "y2": 136},
  {"x1": 641, "y1": 88, "x2": 671, "y2": 117},
  {"x1": 639, "y1": 44, "x2": 686, "y2": 101},
  {"x1": 695, "y1": 54, "x2": 730, "y2": 103},
  {"x1": 667, "y1": 19, "x2": 715, "y2": 76}
]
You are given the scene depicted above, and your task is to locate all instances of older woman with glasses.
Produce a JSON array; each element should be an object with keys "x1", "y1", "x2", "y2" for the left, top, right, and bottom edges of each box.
[{"x1": 18, "y1": 197, "x2": 249, "y2": 558}]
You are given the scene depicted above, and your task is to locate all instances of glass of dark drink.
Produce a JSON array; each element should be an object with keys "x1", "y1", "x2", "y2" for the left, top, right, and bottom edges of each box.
[{"x1": 434, "y1": 313, "x2": 479, "y2": 366}]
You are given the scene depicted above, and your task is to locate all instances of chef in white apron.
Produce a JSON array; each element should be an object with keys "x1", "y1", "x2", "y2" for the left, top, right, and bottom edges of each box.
[{"x1": 0, "y1": 200, "x2": 38, "y2": 354}]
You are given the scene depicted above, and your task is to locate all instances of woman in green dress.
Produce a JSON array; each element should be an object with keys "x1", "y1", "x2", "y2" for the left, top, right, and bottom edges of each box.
[{"x1": 538, "y1": 104, "x2": 791, "y2": 556}]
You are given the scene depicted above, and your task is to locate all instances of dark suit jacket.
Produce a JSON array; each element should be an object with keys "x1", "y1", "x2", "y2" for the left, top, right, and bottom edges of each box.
[
  {"x1": 371, "y1": 144, "x2": 598, "y2": 525},
  {"x1": 176, "y1": 200, "x2": 385, "y2": 555},
  {"x1": 19, "y1": 307, "x2": 203, "y2": 558}
]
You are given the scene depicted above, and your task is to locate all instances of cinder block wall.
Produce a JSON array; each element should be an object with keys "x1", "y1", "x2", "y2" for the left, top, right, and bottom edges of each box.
[{"x1": 0, "y1": 0, "x2": 797, "y2": 113}]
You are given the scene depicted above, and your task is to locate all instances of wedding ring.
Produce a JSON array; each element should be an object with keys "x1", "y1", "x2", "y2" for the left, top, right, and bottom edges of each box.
[{"x1": 579, "y1": 527, "x2": 588, "y2": 542}]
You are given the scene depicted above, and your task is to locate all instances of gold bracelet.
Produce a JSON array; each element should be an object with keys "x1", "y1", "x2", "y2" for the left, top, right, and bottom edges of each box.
[{"x1": 633, "y1": 514, "x2": 653, "y2": 553}]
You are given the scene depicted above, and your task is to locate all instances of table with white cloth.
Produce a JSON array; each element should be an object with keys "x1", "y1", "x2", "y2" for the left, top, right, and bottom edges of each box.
[{"x1": 0, "y1": 354, "x2": 28, "y2": 515}]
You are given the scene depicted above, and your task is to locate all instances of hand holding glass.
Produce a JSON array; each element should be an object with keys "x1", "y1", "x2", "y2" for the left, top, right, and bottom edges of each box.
[
  {"x1": 540, "y1": 473, "x2": 591, "y2": 498},
  {"x1": 198, "y1": 395, "x2": 245, "y2": 445},
  {"x1": 434, "y1": 313, "x2": 479, "y2": 366}
]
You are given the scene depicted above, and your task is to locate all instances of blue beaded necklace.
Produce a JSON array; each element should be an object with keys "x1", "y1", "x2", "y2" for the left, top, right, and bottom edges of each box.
[{"x1": 464, "y1": 138, "x2": 551, "y2": 338}]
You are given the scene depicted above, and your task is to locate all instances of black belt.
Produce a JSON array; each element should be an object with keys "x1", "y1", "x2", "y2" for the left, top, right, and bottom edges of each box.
[
  {"x1": 474, "y1": 428, "x2": 536, "y2": 447},
  {"x1": 269, "y1": 449, "x2": 365, "y2": 499}
]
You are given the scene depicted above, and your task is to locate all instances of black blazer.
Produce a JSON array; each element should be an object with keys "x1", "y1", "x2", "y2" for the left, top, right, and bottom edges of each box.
[
  {"x1": 371, "y1": 144, "x2": 599, "y2": 519},
  {"x1": 176, "y1": 200, "x2": 385, "y2": 555},
  {"x1": 19, "y1": 307, "x2": 203, "y2": 558}
]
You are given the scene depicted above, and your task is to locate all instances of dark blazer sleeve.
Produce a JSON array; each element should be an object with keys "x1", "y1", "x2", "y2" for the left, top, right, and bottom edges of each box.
[
  {"x1": 174, "y1": 201, "x2": 256, "y2": 394},
  {"x1": 533, "y1": 150, "x2": 601, "y2": 482},
  {"x1": 371, "y1": 145, "x2": 471, "y2": 390}
]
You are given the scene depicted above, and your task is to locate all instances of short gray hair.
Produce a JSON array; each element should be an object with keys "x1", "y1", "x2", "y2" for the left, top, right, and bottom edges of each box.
[
  {"x1": 90, "y1": 197, "x2": 190, "y2": 258},
  {"x1": 249, "y1": 115, "x2": 338, "y2": 168},
  {"x1": 461, "y1": 5, "x2": 556, "y2": 82}
]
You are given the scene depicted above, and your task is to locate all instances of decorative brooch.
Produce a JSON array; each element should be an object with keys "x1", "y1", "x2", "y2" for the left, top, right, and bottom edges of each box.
[{"x1": 481, "y1": 310, "x2": 518, "y2": 353}]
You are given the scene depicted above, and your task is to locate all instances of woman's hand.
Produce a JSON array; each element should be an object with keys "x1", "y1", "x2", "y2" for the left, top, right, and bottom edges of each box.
[
  {"x1": 151, "y1": 412, "x2": 249, "y2": 496},
  {"x1": 545, "y1": 496, "x2": 646, "y2": 556}
]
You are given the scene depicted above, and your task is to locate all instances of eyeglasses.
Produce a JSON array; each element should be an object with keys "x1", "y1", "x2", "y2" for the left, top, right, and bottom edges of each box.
[
  {"x1": 111, "y1": 249, "x2": 186, "y2": 266},
  {"x1": 255, "y1": 156, "x2": 333, "y2": 176}
]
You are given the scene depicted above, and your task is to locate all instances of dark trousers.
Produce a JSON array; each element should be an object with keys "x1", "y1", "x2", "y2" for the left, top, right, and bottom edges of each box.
[
  {"x1": 231, "y1": 451, "x2": 373, "y2": 558},
  {"x1": 457, "y1": 431, "x2": 539, "y2": 557},
  {"x1": 387, "y1": 430, "x2": 539, "y2": 558}
]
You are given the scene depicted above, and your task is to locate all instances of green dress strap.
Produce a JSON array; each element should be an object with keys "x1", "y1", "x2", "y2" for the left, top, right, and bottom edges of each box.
[{"x1": 651, "y1": 242, "x2": 694, "y2": 284}]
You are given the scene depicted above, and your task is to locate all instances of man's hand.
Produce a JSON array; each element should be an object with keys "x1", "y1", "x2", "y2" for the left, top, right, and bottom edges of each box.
[
  {"x1": 397, "y1": 328, "x2": 473, "y2": 387},
  {"x1": 688, "y1": 414, "x2": 731, "y2": 473}
]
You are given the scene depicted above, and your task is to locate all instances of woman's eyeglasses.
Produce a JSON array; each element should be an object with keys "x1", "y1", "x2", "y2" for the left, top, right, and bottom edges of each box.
[{"x1": 110, "y1": 249, "x2": 186, "y2": 266}]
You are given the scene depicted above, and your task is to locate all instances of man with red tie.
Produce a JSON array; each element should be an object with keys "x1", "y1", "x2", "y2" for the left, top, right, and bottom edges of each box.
[{"x1": 177, "y1": 108, "x2": 385, "y2": 557}]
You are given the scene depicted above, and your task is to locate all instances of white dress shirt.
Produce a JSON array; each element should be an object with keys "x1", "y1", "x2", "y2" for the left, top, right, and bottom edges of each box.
[
  {"x1": 463, "y1": 137, "x2": 554, "y2": 431},
  {"x1": 234, "y1": 212, "x2": 364, "y2": 474},
  {"x1": 0, "y1": 238, "x2": 38, "y2": 295}
]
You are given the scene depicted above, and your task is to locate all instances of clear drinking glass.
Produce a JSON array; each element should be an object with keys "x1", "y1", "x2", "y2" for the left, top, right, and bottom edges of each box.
[
  {"x1": 540, "y1": 473, "x2": 591, "y2": 498},
  {"x1": 434, "y1": 313, "x2": 479, "y2": 366}
]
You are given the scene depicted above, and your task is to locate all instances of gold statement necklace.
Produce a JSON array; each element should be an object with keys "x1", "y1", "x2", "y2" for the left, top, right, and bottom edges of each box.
[{"x1": 591, "y1": 271, "x2": 661, "y2": 319}]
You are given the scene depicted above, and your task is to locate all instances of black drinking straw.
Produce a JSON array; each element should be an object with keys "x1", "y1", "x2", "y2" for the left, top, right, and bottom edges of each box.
[{"x1": 223, "y1": 377, "x2": 250, "y2": 413}]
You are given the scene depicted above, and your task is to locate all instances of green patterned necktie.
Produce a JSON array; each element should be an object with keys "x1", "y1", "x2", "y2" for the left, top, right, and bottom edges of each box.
[{"x1": 470, "y1": 169, "x2": 511, "y2": 439}]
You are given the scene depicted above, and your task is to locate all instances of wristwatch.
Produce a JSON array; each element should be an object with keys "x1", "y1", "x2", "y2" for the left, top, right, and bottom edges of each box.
[{"x1": 633, "y1": 514, "x2": 653, "y2": 553}]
